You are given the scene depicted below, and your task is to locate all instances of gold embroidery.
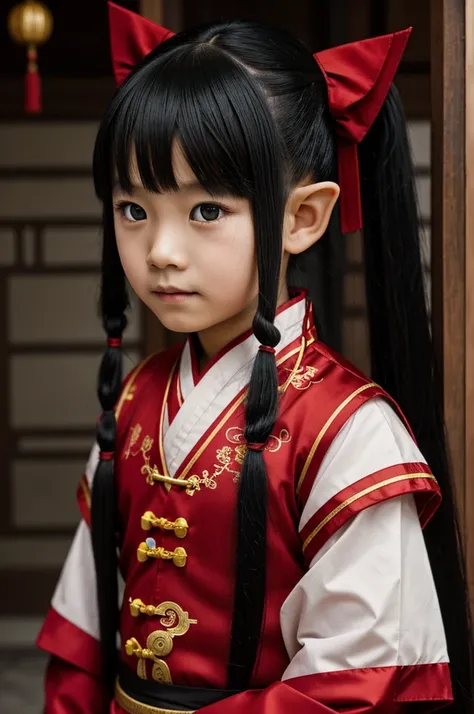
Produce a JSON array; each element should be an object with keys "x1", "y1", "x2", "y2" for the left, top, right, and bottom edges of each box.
[
  {"x1": 115, "y1": 681, "x2": 194, "y2": 714},
  {"x1": 189, "y1": 426, "x2": 292, "y2": 489},
  {"x1": 278, "y1": 335, "x2": 306, "y2": 392},
  {"x1": 167, "y1": 337, "x2": 314, "y2": 487},
  {"x1": 137, "y1": 541, "x2": 187, "y2": 567},
  {"x1": 125, "y1": 428, "x2": 197, "y2": 494},
  {"x1": 125, "y1": 601, "x2": 197, "y2": 683},
  {"x1": 227, "y1": 427, "x2": 292, "y2": 480},
  {"x1": 226, "y1": 426, "x2": 291, "y2": 453},
  {"x1": 284, "y1": 364, "x2": 322, "y2": 390},
  {"x1": 296, "y1": 382, "x2": 377, "y2": 495},
  {"x1": 141, "y1": 512, "x2": 189, "y2": 538},
  {"x1": 124, "y1": 425, "x2": 154, "y2": 462},
  {"x1": 127, "y1": 336, "x2": 314, "y2": 495},
  {"x1": 302, "y1": 473, "x2": 438, "y2": 552},
  {"x1": 192, "y1": 446, "x2": 240, "y2": 489}
]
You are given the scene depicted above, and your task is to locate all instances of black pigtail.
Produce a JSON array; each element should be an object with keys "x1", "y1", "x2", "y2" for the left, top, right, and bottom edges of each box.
[
  {"x1": 228, "y1": 326, "x2": 280, "y2": 689},
  {"x1": 90, "y1": 202, "x2": 129, "y2": 699},
  {"x1": 228, "y1": 171, "x2": 283, "y2": 687},
  {"x1": 359, "y1": 85, "x2": 473, "y2": 713}
]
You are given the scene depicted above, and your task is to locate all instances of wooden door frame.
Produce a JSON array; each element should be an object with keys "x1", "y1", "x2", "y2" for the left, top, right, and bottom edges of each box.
[
  {"x1": 464, "y1": 0, "x2": 474, "y2": 607},
  {"x1": 431, "y1": 0, "x2": 474, "y2": 606}
]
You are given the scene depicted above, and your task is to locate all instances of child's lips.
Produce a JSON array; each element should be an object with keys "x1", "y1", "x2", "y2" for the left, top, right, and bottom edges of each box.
[{"x1": 152, "y1": 288, "x2": 197, "y2": 303}]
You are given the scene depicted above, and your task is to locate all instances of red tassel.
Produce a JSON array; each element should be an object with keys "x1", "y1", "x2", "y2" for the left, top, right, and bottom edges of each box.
[{"x1": 25, "y1": 46, "x2": 41, "y2": 114}]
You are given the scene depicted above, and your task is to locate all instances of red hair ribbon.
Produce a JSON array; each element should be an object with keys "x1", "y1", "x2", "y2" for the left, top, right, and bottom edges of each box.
[
  {"x1": 247, "y1": 442, "x2": 266, "y2": 452},
  {"x1": 108, "y1": 2, "x2": 174, "y2": 87},
  {"x1": 107, "y1": 337, "x2": 122, "y2": 348},
  {"x1": 100, "y1": 451, "x2": 115, "y2": 461},
  {"x1": 107, "y1": 2, "x2": 410, "y2": 233},
  {"x1": 314, "y1": 30, "x2": 411, "y2": 233},
  {"x1": 259, "y1": 345, "x2": 275, "y2": 354}
]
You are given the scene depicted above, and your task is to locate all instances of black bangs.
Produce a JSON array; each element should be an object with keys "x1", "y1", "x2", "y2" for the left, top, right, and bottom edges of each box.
[{"x1": 93, "y1": 44, "x2": 284, "y2": 202}]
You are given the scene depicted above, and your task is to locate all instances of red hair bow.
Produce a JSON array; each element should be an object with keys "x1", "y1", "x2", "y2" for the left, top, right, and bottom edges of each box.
[
  {"x1": 108, "y1": 2, "x2": 174, "y2": 87},
  {"x1": 108, "y1": 1, "x2": 410, "y2": 234}
]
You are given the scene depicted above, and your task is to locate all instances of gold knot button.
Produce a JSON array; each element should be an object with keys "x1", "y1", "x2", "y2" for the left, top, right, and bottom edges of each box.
[
  {"x1": 140, "y1": 512, "x2": 188, "y2": 539},
  {"x1": 137, "y1": 540, "x2": 187, "y2": 568}
]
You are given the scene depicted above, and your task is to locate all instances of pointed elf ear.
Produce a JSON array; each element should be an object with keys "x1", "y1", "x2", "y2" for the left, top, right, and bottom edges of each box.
[
  {"x1": 314, "y1": 29, "x2": 411, "y2": 233},
  {"x1": 108, "y1": 1, "x2": 174, "y2": 87}
]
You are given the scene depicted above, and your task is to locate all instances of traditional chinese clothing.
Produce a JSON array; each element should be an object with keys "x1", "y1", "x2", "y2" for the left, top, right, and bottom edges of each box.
[{"x1": 37, "y1": 291, "x2": 452, "y2": 713}]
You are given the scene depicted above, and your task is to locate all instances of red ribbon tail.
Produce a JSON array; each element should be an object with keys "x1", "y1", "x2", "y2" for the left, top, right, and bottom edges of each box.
[
  {"x1": 25, "y1": 67, "x2": 42, "y2": 113},
  {"x1": 337, "y1": 140, "x2": 362, "y2": 234}
]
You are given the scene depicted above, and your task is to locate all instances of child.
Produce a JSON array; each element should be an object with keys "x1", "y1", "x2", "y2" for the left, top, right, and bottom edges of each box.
[{"x1": 37, "y1": 3, "x2": 473, "y2": 713}]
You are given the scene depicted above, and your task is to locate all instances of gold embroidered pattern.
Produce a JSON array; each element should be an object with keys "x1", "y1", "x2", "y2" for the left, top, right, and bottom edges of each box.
[
  {"x1": 226, "y1": 426, "x2": 291, "y2": 453},
  {"x1": 124, "y1": 424, "x2": 154, "y2": 461},
  {"x1": 125, "y1": 601, "x2": 197, "y2": 683},
  {"x1": 123, "y1": 424, "x2": 199, "y2": 494},
  {"x1": 278, "y1": 335, "x2": 306, "y2": 392},
  {"x1": 137, "y1": 541, "x2": 187, "y2": 567},
  {"x1": 189, "y1": 426, "x2": 292, "y2": 488},
  {"x1": 166, "y1": 337, "x2": 314, "y2": 488},
  {"x1": 141, "y1": 512, "x2": 188, "y2": 538},
  {"x1": 125, "y1": 336, "x2": 313, "y2": 496},
  {"x1": 284, "y1": 364, "x2": 323, "y2": 390}
]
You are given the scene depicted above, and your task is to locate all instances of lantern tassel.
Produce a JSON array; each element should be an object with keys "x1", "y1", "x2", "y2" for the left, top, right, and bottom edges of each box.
[{"x1": 25, "y1": 44, "x2": 41, "y2": 113}]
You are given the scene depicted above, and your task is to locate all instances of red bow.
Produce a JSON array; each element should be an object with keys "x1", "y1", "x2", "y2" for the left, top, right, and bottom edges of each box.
[
  {"x1": 108, "y1": 2, "x2": 174, "y2": 87},
  {"x1": 108, "y1": 1, "x2": 410, "y2": 234}
]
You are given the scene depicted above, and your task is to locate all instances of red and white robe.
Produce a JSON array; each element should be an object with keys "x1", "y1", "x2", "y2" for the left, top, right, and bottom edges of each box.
[{"x1": 37, "y1": 291, "x2": 452, "y2": 713}]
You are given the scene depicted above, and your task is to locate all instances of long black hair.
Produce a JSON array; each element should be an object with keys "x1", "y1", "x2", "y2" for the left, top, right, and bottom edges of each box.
[{"x1": 92, "y1": 18, "x2": 473, "y2": 710}]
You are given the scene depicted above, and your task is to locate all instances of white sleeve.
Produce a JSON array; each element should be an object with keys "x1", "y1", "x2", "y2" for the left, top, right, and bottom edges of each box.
[
  {"x1": 281, "y1": 494, "x2": 448, "y2": 679},
  {"x1": 53, "y1": 442, "x2": 124, "y2": 641},
  {"x1": 281, "y1": 397, "x2": 448, "y2": 680},
  {"x1": 85, "y1": 442, "x2": 100, "y2": 488},
  {"x1": 52, "y1": 519, "x2": 100, "y2": 640}
]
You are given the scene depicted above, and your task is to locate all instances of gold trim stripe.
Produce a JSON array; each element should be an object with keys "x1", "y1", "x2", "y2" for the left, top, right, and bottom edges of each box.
[
  {"x1": 178, "y1": 392, "x2": 247, "y2": 481},
  {"x1": 80, "y1": 476, "x2": 91, "y2": 510},
  {"x1": 302, "y1": 472, "x2": 437, "y2": 551},
  {"x1": 115, "y1": 681, "x2": 193, "y2": 714},
  {"x1": 158, "y1": 358, "x2": 180, "y2": 478},
  {"x1": 116, "y1": 353, "x2": 158, "y2": 421},
  {"x1": 278, "y1": 336, "x2": 306, "y2": 392},
  {"x1": 296, "y1": 382, "x2": 377, "y2": 495}
]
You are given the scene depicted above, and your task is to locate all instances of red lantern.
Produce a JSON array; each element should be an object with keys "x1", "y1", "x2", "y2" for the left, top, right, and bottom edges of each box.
[{"x1": 7, "y1": 1, "x2": 54, "y2": 114}]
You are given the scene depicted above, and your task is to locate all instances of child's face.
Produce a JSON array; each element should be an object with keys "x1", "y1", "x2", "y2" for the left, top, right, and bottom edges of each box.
[{"x1": 113, "y1": 142, "x2": 263, "y2": 355}]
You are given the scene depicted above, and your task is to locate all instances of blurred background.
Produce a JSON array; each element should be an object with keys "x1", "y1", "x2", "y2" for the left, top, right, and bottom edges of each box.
[{"x1": 0, "y1": 0, "x2": 440, "y2": 711}]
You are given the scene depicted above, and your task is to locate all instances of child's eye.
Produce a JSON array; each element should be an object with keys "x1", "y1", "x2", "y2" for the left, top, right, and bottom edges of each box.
[
  {"x1": 116, "y1": 201, "x2": 147, "y2": 222},
  {"x1": 191, "y1": 203, "x2": 225, "y2": 222}
]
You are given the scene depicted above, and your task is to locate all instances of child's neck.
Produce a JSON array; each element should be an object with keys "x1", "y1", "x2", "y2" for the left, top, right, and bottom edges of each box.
[{"x1": 196, "y1": 284, "x2": 290, "y2": 371}]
